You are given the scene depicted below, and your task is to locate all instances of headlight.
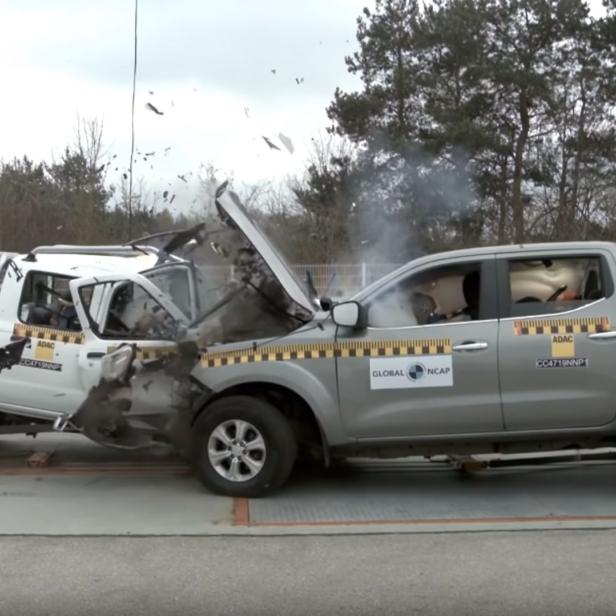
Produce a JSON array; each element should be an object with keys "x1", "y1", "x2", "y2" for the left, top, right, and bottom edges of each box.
[{"x1": 101, "y1": 346, "x2": 135, "y2": 382}]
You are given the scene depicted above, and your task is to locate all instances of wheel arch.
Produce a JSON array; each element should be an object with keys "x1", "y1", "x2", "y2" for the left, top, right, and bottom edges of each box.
[{"x1": 194, "y1": 382, "x2": 331, "y2": 466}]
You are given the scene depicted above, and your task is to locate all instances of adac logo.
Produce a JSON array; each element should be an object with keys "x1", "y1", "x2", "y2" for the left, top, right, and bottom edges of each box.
[{"x1": 407, "y1": 362, "x2": 425, "y2": 382}]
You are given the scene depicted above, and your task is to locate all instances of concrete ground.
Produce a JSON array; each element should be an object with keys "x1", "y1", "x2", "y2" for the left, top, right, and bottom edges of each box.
[
  {"x1": 1, "y1": 531, "x2": 616, "y2": 616},
  {"x1": 2, "y1": 433, "x2": 616, "y2": 534},
  {"x1": 2, "y1": 434, "x2": 616, "y2": 614}
]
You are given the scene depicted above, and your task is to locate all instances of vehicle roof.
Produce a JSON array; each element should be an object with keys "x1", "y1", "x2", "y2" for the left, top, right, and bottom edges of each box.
[
  {"x1": 12, "y1": 250, "x2": 161, "y2": 278},
  {"x1": 354, "y1": 241, "x2": 616, "y2": 300}
]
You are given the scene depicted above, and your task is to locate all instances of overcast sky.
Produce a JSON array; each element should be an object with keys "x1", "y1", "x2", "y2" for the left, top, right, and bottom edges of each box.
[
  {"x1": 0, "y1": 0, "x2": 365, "y2": 208},
  {"x1": 1, "y1": 0, "x2": 606, "y2": 211}
]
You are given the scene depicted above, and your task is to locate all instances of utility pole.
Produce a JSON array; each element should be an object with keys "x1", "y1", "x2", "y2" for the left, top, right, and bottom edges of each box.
[{"x1": 128, "y1": 0, "x2": 138, "y2": 239}]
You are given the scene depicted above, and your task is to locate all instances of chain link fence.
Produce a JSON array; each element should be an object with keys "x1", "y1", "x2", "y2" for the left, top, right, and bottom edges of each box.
[{"x1": 202, "y1": 263, "x2": 402, "y2": 300}]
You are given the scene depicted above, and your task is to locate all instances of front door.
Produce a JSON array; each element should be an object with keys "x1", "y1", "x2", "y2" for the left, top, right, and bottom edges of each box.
[
  {"x1": 497, "y1": 248, "x2": 616, "y2": 430},
  {"x1": 69, "y1": 273, "x2": 189, "y2": 414},
  {"x1": 0, "y1": 267, "x2": 85, "y2": 417},
  {"x1": 337, "y1": 256, "x2": 504, "y2": 438}
]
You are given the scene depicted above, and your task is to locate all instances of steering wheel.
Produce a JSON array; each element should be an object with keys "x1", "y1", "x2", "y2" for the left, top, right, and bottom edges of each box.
[{"x1": 546, "y1": 284, "x2": 568, "y2": 302}]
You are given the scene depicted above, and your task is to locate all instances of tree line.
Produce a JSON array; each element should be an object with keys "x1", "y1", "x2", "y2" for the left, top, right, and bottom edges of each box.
[{"x1": 2, "y1": 0, "x2": 616, "y2": 263}]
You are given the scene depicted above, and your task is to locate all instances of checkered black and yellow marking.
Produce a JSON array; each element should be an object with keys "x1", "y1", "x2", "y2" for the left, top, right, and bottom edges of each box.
[
  {"x1": 107, "y1": 345, "x2": 178, "y2": 362},
  {"x1": 513, "y1": 317, "x2": 610, "y2": 336},
  {"x1": 13, "y1": 323, "x2": 84, "y2": 345},
  {"x1": 201, "y1": 338, "x2": 452, "y2": 368}
]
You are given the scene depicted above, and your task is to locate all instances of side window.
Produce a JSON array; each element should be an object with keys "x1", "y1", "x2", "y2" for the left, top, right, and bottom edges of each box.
[
  {"x1": 78, "y1": 280, "x2": 178, "y2": 340},
  {"x1": 367, "y1": 262, "x2": 483, "y2": 328},
  {"x1": 145, "y1": 266, "x2": 194, "y2": 321},
  {"x1": 508, "y1": 256, "x2": 607, "y2": 317},
  {"x1": 19, "y1": 271, "x2": 80, "y2": 331}
]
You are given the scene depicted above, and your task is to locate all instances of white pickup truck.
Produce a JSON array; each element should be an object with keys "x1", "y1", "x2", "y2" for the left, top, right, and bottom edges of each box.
[{"x1": 0, "y1": 242, "x2": 194, "y2": 434}]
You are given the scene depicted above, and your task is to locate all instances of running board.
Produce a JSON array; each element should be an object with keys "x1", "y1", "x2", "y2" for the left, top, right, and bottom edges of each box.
[{"x1": 443, "y1": 449, "x2": 616, "y2": 471}]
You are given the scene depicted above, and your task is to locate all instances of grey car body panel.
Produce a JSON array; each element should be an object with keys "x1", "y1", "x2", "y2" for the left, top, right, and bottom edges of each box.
[
  {"x1": 193, "y1": 240, "x2": 616, "y2": 452},
  {"x1": 191, "y1": 316, "x2": 350, "y2": 445},
  {"x1": 336, "y1": 255, "x2": 503, "y2": 438},
  {"x1": 336, "y1": 320, "x2": 502, "y2": 438},
  {"x1": 497, "y1": 245, "x2": 616, "y2": 431}
]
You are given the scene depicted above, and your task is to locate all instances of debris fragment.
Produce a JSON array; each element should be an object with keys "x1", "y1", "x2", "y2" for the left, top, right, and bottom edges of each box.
[
  {"x1": 295, "y1": 77, "x2": 304, "y2": 85},
  {"x1": 177, "y1": 174, "x2": 187, "y2": 183},
  {"x1": 145, "y1": 102, "x2": 164, "y2": 116},
  {"x1": 163, "y1": 190, "x2": 169, "y2": 200},
  {"x1": 278, "y1": 133, "x2": 294, "y2": 154},
  {"x1": 27, "y1": 451, "x2": 55, "y2": 468},
  {"x1": 262, "y1": 136, "x2": 281, "y2": 151},
  {"x1": 271, "y1": 69, "x2": 277, "y2": 75},
  {"x1": 169, "y1": 194, "x2": 176, "y2": 204}
]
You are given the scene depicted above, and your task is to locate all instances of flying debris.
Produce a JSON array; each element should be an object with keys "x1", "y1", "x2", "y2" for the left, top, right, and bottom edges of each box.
[
  {"x1": 145, "y1": 102, "x2": 164, "y2": 116},
  {"x1": 56, "y1": 225, "x2": 63, "y2": 231},
  {"x1": 163, "y1": 190, "x2": 169, "y2": 200},
  {"x1": 262, "y1": 136, "x2": 281, "y2": 151},
  {"x1": 146, "y1": 151, "x2": 156, "y2": 156},
  {"x1": 244, "y1": 107, "x2": 250, "y2": 118},
  {"x1": 123, "y1": 173, "x2": 128, "y2": 180},
  {"x1": 177, "y1": 174, "x2": 188, "y2": 183},
  {"x1": 278, "y1": 133, "x2": 294, "y2": 154},
  {"x1": 271, "y1": 69, "x2": 277, "y2": 74},
  {"x1": 149, "y1": 90, "x2": 155, "y2": 95},
  {"x1": 169, "y1": 194, "x2": 176, "y2": 204},
  {"x1": 295, "y1": 77, "x2": 304, "y2": 85}
]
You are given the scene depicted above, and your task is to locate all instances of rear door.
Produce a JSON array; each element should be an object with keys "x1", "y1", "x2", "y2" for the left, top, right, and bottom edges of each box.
[
  {"x1": 497, "y1": 248, "x2": 616, "y2": 430},
  {"x1": 336, "y1": 255, "x2": 504, "y2": 438}
]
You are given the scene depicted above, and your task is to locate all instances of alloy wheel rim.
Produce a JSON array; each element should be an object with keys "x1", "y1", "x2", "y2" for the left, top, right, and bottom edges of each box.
[{"x1": 207, "y1": 419, "x2": 267, "y2": 482}]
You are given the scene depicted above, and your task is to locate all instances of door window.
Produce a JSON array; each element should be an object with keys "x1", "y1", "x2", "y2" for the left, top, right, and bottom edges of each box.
[
  {"x1": 367, "y1": 262, "x2": 484, "y2": 328},
  {"x1": 18, "y1": 271, "x2": 81, "y2": 330},
  {"x1": 78, "y1": 280, "x2": 179, "y2": 340},
  {"x1": 145, "y1": 265, "x2": 194, "y2": 320},
  {"x1": 506, "y1": 256, "x2": 609, "y2": 317}
]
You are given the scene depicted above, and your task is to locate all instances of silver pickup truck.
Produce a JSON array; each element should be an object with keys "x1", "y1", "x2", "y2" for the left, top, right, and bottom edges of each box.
[{"x1": 1, "y1": 188, "x2": 615, "y2": 496}]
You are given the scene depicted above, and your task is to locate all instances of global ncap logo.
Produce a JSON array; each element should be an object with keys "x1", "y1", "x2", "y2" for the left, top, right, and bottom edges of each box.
[{"x1": 407, "y1": 362, "x2": 425, "y2": 382}]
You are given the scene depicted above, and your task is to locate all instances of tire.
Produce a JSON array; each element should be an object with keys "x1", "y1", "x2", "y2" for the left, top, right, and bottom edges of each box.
[{"x1": 192, "y1": 395, "x2": 297, "y2": 497}]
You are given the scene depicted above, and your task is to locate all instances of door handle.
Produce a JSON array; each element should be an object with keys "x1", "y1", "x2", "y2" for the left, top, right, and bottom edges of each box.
[
  {"x1": 86, "y1": 352, "x2": 105, "y2": 359},
  {"x1": 588, "y1": 331, "x2": 616, "y2": 341},
  {"x1": 452, "y1": 341, "x2": 488, "y2": 352}
]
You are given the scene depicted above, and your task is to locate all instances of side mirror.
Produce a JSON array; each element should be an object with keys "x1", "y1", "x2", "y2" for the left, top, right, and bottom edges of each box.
[{"x1": 331, "y1": 301, "x2": 362, "y2": 328}]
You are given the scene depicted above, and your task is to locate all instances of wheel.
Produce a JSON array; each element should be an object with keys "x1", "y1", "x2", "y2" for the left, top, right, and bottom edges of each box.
[{"x1": 192, "y1": 395, "x2": 297, "y2": 497}]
